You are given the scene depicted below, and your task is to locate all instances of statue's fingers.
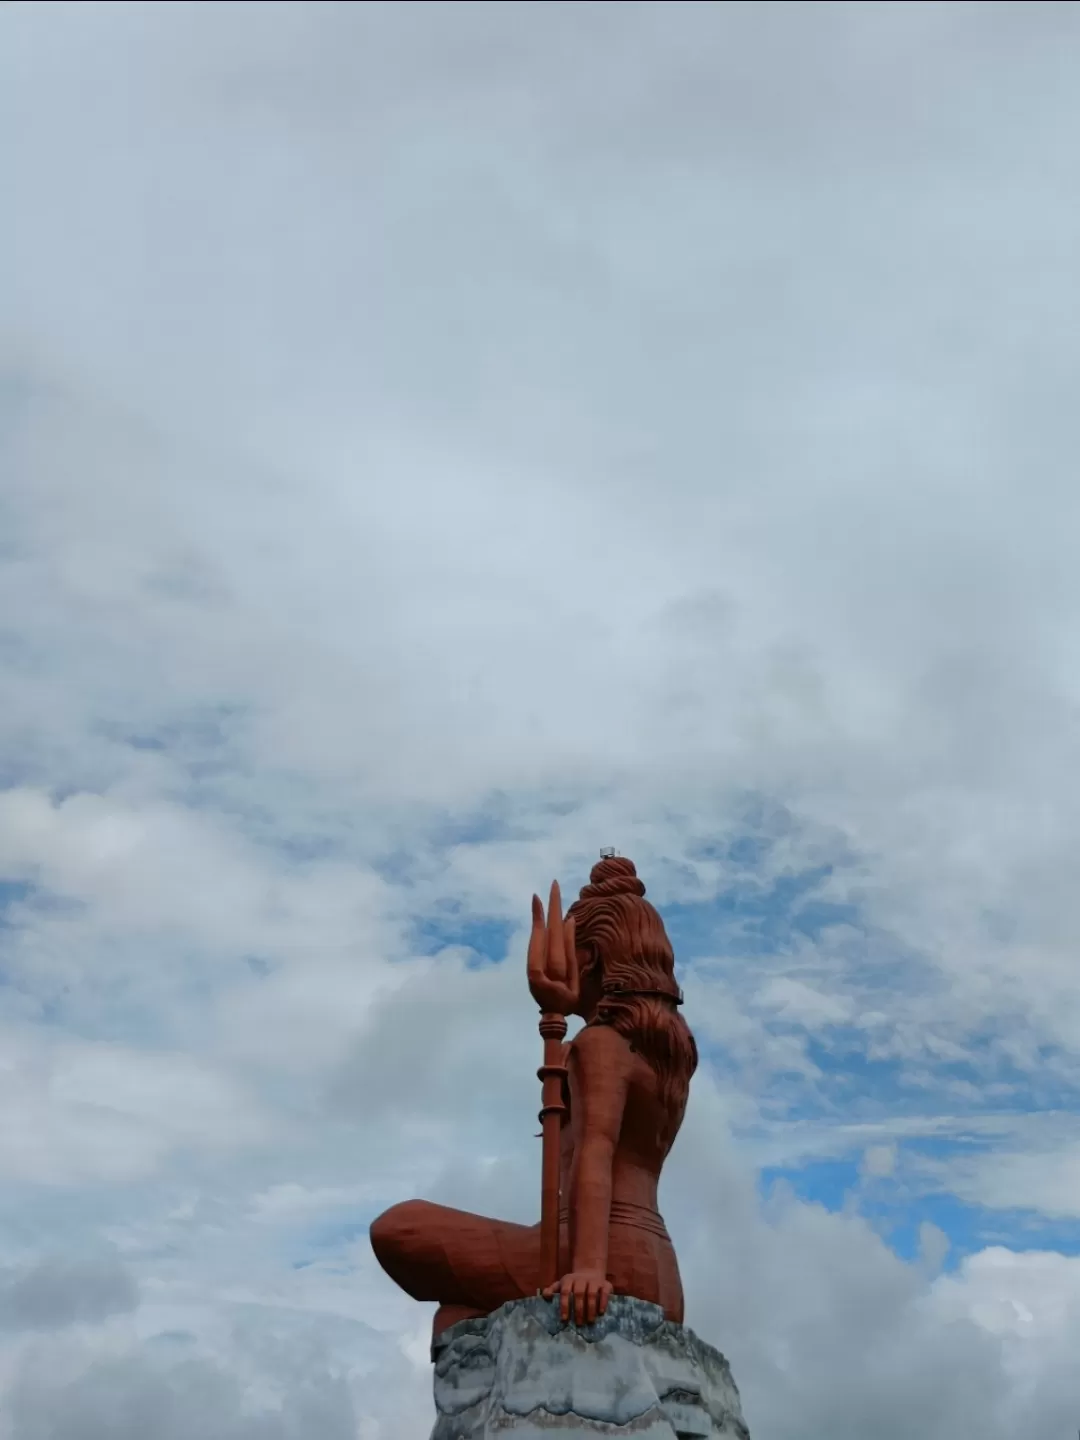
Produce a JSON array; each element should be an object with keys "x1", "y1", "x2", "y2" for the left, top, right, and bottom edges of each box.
[
  {"x1": 585, "y1": 1281, "x2": 598, "y2": 1326},
  {"x1": 527, "y1": 895, "x2": 546, "y2": 985},
  {"x1": 547, "y1": 880, "x2": 566, "y2": 980}
]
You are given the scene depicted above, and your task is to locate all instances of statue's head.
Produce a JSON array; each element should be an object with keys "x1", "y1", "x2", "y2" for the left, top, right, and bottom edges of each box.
[
  {"x1": 567, "y1": 857, "x2": 678, "y2": 1005},
  {"x1": 567, "y1": 857, "x2": 697, "y2": 1134}
]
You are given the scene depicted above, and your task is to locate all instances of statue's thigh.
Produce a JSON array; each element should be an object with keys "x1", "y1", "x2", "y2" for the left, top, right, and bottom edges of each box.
[
  {"x1": 606, "y1": 1225, "x2": 683, "y2": 1322},
  {"x1": 438, "y1": 1211, "x2": 541, "y2": 1311},
  {"x1": 383, "y1": 1200, "x2": 540, "y2": 1311}
]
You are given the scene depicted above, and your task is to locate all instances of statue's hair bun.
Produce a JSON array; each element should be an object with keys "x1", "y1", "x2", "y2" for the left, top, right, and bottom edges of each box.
[{"x1": 578, "y1": 856, "x2": 646, "y2": 902}]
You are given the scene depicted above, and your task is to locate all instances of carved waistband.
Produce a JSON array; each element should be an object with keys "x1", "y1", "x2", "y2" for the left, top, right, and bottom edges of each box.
[{"x1": 558, "y1": 1201, "x2": 671, "y2": 1242}]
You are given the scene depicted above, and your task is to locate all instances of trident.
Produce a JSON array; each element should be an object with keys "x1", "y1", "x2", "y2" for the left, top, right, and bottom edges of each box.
[
  {"x1": 536, "y1": 1010, "x2": 568, "y2": 1289},
  {"x1": 527, "y1": 874, "x2": 584, "y2": 1291},
  {"x1": 529, "y1": 855, "x2": 614, "y2": 1290}
]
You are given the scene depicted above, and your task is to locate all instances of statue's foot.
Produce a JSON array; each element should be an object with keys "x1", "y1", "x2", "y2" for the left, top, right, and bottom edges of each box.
[{"x1": 433, "y1": 1303, "x2": 485, "y2": 1343}]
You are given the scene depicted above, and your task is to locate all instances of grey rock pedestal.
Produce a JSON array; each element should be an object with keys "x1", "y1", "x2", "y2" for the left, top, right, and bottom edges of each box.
[{"x1": 430, "y1": 1295, "x2": 751, "y2": 1439}]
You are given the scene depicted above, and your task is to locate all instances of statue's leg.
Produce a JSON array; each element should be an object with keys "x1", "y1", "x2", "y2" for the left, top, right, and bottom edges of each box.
[
  {"x1": 606, "y1": 1222, "x2": 684, "y2": 1324},
  {"x1": 370, "y1": 1199, "x2": 541, "y2": 1336},
  {"x1": 431, "y1": 1302, "x2": 485, "y2": 1336}
]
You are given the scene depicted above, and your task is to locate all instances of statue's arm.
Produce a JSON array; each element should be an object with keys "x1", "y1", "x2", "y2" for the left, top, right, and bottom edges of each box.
[
  {"x1": 558, "y1": 1042, "x2": 574, "y2": 1189},
  {"x1": 566, "y1": 1025, "x2": 631, "y2": 1275}
]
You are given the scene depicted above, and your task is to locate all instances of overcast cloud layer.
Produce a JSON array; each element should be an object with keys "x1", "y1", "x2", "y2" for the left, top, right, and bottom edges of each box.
[{"x1": 4, "y1": 2, "x2": 1080, "y2": 1436}]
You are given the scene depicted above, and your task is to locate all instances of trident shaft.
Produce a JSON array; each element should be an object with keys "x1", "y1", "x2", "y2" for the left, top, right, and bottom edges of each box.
[{"x1": 537, "y1": 1012, "x2": 568, "y2": 1289}]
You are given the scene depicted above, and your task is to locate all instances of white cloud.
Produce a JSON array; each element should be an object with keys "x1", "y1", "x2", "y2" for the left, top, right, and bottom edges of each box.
[
  {"x1": 0, "y1": 1257, "x2": 137, "y2": 1333},
  {"x1": 0, "y1": 1030, "x2": 269, "y2": 1186},
  {"x1": 860, "y1": 1144, "x2": 898, "y2": 1180},
  {"x1": 755, "y1": 977, "x2": 856, "y2": 1029},
  {"x1": 4, "y1": 1, "x2": 1080, "y2": 1435},
  {"x1": 935, "y1": 1137, "x2": 1080, "y2": 1221}
]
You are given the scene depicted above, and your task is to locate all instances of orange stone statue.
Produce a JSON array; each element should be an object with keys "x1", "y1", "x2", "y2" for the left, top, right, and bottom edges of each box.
[{"x1": 369, "y1": 855, "x2": 698, "y2": 1344}]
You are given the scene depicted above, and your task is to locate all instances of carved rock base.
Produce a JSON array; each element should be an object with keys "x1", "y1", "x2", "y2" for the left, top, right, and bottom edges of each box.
[{"x1": 430, "y1": 1295, "x2": 751, "y2": 1439}]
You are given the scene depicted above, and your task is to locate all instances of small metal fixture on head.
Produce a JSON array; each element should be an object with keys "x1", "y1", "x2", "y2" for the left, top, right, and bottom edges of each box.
[{"x1": 599, "y1": 847, "x2": 617, "y2": 859}]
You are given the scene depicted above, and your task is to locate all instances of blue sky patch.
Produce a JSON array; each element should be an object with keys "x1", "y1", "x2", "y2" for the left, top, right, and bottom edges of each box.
[
  {"x1": 0, "y1": 879, "x2": 33, "y2": 921},
  {"x1": 663, "y1": 862, "x2": 860, "y2": 964},
  {"x1": 761, "y1": 1157, "x2": 1080, "y2": 1267},
  {"x1": 411, "y1": 912, "x2": 516, "y2": 968}
]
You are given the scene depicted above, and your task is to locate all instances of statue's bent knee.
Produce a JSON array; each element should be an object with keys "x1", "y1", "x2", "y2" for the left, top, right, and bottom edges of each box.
[{"x1": 370, "y1": 1199, "x2": 430, "y2": 1268}]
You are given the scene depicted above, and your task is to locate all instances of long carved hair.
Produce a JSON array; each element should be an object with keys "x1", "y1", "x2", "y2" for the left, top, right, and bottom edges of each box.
[{"x1": 567, "y1": 857, "x2": 697, "y2": 1149}]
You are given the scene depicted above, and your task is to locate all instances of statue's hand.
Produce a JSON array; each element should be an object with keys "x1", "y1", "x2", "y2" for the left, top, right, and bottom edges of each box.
[
  {"x1": 543, "y1": 1269, "x2": 613, "y2": 1326},
  {"x1": 527, "y1": 881, "x2": 579, "y2": 1016}
]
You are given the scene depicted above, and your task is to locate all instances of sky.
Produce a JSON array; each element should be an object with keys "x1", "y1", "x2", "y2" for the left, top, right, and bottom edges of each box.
[{"x1": 3, "y1": 1, "x2": 1080, "y2": 1435}]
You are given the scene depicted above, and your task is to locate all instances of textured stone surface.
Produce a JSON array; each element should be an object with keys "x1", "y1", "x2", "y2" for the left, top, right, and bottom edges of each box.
[{"x1": 430, "y1": 1295, "x2": 751, "y2": 1439}]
